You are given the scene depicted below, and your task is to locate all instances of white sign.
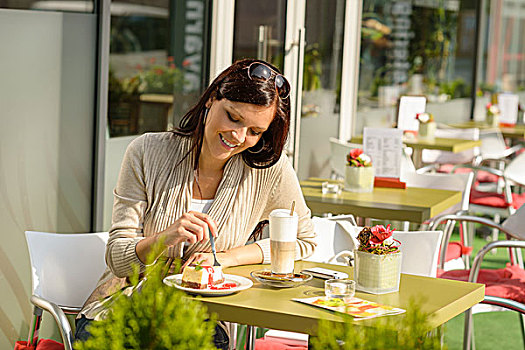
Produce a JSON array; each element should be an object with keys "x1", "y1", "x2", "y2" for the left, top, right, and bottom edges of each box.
[
  {"x1": 396, "y1": 95, "x2": 427, "y2": 132},
  {"x1": 363, "y1": 127, "x2": 404, "y2": 178},
  {"x1": 498, "y1": 93, "x2": 519, "y2": 125}
]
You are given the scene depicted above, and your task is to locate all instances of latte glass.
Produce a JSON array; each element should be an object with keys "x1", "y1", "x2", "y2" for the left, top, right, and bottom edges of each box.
[{"x1": 269, "y1": 209, "x2": 298, "y2": 276}]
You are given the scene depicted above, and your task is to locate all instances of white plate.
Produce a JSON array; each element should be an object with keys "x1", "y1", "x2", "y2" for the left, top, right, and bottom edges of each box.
[{"x1": 163, "y1": 273, "x2": 253, "y2": 296}]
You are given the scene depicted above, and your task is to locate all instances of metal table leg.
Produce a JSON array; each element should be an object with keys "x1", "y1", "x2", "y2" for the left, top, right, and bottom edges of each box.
[{"x1": 245, "y1": 325, "x2": 256, "y2": 350}]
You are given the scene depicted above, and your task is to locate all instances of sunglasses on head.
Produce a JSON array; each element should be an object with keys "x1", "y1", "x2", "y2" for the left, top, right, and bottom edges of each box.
[{"x1": 247, "y1": 62, "x2": 291, "y2": 99}]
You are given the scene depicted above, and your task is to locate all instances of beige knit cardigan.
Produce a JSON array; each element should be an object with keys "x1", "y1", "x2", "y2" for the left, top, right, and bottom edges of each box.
[{"x1": 80, "y1": 132, "x2": 316, "y2": 319}]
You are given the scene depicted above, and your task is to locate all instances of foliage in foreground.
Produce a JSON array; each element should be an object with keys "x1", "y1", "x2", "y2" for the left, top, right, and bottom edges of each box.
[
  {"x1": 74, "y1": 243, "x2": 217, "y2": 350},
  {"x1": 311, "y1": 299, "x2": 444, "y2": 350}
]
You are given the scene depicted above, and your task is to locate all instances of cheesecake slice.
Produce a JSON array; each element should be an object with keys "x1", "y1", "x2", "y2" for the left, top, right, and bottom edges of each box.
[{"x1": 181, "y1": 265, "x2": 225, "y2": 289}]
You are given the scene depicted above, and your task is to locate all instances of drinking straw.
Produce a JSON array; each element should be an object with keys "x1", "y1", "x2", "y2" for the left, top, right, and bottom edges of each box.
[{"x1": 290, "y1": 201, "x2": 295, "y2": 216}]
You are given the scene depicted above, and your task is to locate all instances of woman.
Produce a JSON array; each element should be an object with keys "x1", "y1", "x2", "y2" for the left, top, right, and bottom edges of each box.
[{"x1": 76, "y1": 59, "x2": 316, "y2": 348}]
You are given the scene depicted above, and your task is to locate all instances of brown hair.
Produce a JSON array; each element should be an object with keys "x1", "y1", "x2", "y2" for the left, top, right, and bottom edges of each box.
[{"x1": 173, "y1": 58, "x2": 290, "y2": 169}]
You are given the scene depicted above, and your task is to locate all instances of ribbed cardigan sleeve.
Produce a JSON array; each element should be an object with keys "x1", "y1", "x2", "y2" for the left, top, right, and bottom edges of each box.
[
  {"x1": 105, "y1": 135, "x2": 148, "y2": 278},
  {"x1": 255, "y1": 157, "x2": 316, "y2": 263}
]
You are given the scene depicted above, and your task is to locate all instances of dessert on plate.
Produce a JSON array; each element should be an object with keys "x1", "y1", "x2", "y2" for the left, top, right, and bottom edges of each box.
[{"x1": 181, "y1": 263, "x2": 225, "y2": 289}]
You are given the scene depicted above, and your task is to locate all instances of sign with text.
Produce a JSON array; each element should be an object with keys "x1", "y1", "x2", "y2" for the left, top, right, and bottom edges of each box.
[
  {"x1": 498, "y1": 93, "x2": 519, "y2": 125},
  {"x1": 363, "y1": 127, "x2": 404, "y2": 178}
]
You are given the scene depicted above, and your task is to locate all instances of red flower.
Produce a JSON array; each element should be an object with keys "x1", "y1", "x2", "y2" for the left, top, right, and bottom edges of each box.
[
  {"x1": 149, "y1": 57, "x2": 156, "y2": 64},
  {"x1": 370, "y1": 224, "x2": 395, "y2": 244},
  {"x1": 182, "y1": 59, "x2": 191, "y2": 67},
  {"x1": 349, "y1": 148, "x2": 363, "y2": 159},
  {"x1": 167, "y1": 56, "x2": 174, "y2": 62}
]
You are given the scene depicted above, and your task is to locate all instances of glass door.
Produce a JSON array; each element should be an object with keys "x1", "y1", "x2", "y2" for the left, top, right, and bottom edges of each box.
[
  {"x1": 232, "y1": 0, "x2": 347, "y2": 179},
  {"x1": 297, "y1": 0, "x2": 346, "y2": 180}
]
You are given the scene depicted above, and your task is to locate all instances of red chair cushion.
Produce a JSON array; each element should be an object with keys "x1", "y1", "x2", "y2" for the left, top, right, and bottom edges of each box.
[
  {"x1": 15, "y1": 339, "x2": 64, "y2": 350},
  {"x1": 438, "y1": 165, "x2": 498, "y2": 183},
  {"x1": 438, "y1": 263, "x2": 525, "y2": 304},
  {"x1": 439, "y1": 242, "x2": 473, "y2": 263},
  {"x1": 254, "y1": 338, "x2": 307, "y2": 350},
  {"x1": 470, "y1": 189, "x2": 525, "y2": 209}
]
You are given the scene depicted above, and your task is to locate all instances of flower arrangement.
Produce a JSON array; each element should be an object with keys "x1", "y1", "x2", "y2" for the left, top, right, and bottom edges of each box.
[
  {"x1": 346, "y1": 148, "x2": 372, "y2": 167},
  {"x1": 356, "y1": 224, "x2": 400, "y2": 255},
  {"x1": 354, "y1": 224, "x2": 402, "y2": 294},
  {"x1": 415, "y1": 112, "x2": 434, "y2": 124},
  {"x1": 486, "y1": 103, "x2": 500, "y2": 116}
]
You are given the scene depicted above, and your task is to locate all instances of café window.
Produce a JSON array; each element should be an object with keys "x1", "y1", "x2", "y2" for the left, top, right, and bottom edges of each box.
[
  {"x1": 357, "y1": 0, "x2": 477, "y2": 129},
  {"x1": 475, "y1": 0, "x2": 525, "y2": 120},
  {"x1": 108, "y1": 0, "x2": 211, "y2": 137}
]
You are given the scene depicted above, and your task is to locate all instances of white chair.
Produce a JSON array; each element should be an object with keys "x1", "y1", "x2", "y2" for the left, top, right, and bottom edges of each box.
[
  {"x1": 304, "y1": 215, "x2": 359, "y2": 265},
  {"x1": 392, "y1": 230, "x2": 443, "y2": 277},
  {"x1": 328, "y1": 137, "x2": 361, "y2": 179},
  {"x1": 25, "y1": 231, "x2": 109, "y2": 350},
  {"x1": 421, "y1": 127, "x2": 480, "y2": 166}
]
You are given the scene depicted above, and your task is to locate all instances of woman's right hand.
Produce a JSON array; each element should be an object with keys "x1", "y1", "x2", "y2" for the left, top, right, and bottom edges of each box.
[{"x1": 160, "y1": 211, "x2": 218, "y2": 246}]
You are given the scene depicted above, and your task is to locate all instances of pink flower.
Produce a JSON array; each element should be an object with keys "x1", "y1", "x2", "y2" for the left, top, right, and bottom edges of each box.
[
  {"x1": 349, "y1": 148, "x2": 363, "y2": 159},
  {"x1": 370, "y1": 224, "x2": 395, "y2": 244}
]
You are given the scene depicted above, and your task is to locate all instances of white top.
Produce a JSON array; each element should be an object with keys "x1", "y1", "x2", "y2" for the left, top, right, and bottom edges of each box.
[{"x1": 189, "y1": 198, "x2": 214, "y2": 214}]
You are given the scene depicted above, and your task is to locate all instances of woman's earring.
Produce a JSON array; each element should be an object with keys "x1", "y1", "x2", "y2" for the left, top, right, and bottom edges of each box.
[
  {"x1": 203, "y1": 107, "x2": 209, "y2": 122},
  {"x1": 248, "y1": 138, "x2": 265, "y2": 154}
]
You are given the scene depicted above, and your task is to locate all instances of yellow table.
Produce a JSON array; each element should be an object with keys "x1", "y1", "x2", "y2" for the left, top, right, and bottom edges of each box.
[
  {"x1": 199, "y1": 261, "x2": 484, "y2": 340},
  {"x1": 447, "y1": 121, "x2": 525, "y2": 139},
  {"x1": 301, "y1": 178, "x2": 462, "y2": 223},
  {"x1": 350, "y1": 135, "x2": 481, "y2": 168}
]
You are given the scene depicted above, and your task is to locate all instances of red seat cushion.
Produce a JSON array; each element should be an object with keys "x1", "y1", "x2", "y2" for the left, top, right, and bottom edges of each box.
[
  {"x1": 438, "y1": 164, "x2": 498, "y2": 183},
  {"x1": 439, "y1": 241, "x2": 473, "y2": 263},
  {"x1": 438, "y1": 264, "x2": 525, "y2": 304},
  {"x1": 470, "y1": 189, "x2": 525, "y2": 209},
  {"x1": 15, "y1": 339, "x2": 64, "y2": 350},
  {"x1": 255, "y1": 338, "x2": 307, "y2": 350}
]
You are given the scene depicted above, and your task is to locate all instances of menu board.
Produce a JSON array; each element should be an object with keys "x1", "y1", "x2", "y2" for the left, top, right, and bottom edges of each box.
[
  {"x1": 498, "y1": 93, "x2": 519, "y2": 125},
  {"x1": 396, "y1": 95, "x2": 427, "y2": 132},
  {"x1": 363, "y1": 127, "x2": 403, "y2": 178}
]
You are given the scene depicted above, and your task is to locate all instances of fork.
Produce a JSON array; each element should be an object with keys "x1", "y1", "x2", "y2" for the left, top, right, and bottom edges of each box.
[{"x1": 209, "y1": 230, "x2": 221, "y2": 266}]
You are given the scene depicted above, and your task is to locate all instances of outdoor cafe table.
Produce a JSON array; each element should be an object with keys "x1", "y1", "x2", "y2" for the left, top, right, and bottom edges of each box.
[
  {"x1": 447, "y1": 120, "x2": 525, "y2": 140},
  {"x1": 197, "y1": 261, "x2": 484, "y2": 349},
  {"x1": 301, "y1": 178, "x2": 463, "y2": 224},
  {"x1": 350, "y1": 135, "x2": 482, "y2": 168}
]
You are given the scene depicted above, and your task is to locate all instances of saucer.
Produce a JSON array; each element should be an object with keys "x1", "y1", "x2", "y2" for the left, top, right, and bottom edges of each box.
[{"x1": 250, "y1": 269, "x2": 313, "y2": 288}]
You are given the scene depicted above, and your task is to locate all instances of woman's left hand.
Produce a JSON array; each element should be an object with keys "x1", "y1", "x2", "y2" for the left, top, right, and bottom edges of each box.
[{"x1": 181, "y1": 252, "x2": 237, "y2": 271}]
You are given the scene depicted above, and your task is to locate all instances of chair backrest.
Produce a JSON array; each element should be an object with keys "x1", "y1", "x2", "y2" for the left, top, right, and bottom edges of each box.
[
  {"x1": 396, "y1": 95, "x2": 427, "y2": 132},
  {"x1": 402, "y1": 171, "x2": 474, "y2": 211},
  {"x1": 504, "y1": 152, "x2": 525, "y2": 186},
  {"x1": 421, "y1": 127, "x2": 480, "y2": 164},
  {"x1": 502, "y1": 204, "x2": 525, "y2": 240},
  {"x1": 305, "y1": 216, "x2": 359, "y2": 265},
  {"x1": 392, "y1": 230, "x2": 444, "y2": 277},
  {"x1": 329, "y1": 137, "x2": 361, "y2": 178},
  {"x1": 479, "y1": 129, "x2": 508, "y2": 160},
  {"x1": 25, "y1": 231, "x2": 109, "y2": 309}
]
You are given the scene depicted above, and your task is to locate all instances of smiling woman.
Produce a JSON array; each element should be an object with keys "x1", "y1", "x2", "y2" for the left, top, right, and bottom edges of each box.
[{"x1": 75, "y1": 59, "x2": 317, "y2": 349}]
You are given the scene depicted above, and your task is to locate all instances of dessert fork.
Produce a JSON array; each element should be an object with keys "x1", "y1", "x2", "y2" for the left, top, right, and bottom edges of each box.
[{"x1": 209, "y1": 230, "x2": 221, "y2": 266}]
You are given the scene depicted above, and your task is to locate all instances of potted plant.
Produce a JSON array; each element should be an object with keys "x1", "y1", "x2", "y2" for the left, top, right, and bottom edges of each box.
[
  {"x1": 311, "y1": 299, "x2": 442, "y2": 349},
  {"x1": 345, "y1": 149, "x2": 374, "y2": 193},
  {"x1": 354, "y1": 225, "x2": 402, "y2": 294},
  {"x1": 74, "y1": 245, "x2": 218, "y2": 350},
  {"x1": 415, "y1": 112, "x2": 436, "y2": 141},
  {"x1": 486, "y1": 102, "x2": 500, "y2": 128}
]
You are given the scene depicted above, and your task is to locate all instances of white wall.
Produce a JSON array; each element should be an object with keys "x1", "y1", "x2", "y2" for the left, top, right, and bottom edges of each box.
[{"x1": 0, "y1": 9, "x2": 96, "y2": 348}]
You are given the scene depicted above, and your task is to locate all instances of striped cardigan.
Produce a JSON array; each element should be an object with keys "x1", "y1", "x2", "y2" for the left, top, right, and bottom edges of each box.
[{"x1": 81, "y1": 132, "x2": 316, "y2": 319}]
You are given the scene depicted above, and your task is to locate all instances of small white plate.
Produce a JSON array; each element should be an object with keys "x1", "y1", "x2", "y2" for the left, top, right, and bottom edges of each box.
[{"x1": 163, "y1": 273, "x2": 253, "y2": 296}]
